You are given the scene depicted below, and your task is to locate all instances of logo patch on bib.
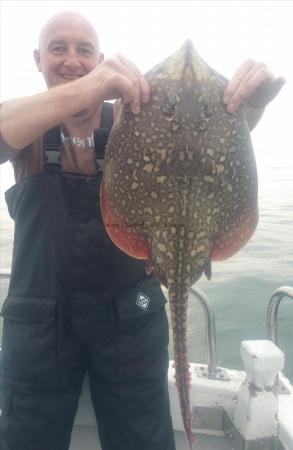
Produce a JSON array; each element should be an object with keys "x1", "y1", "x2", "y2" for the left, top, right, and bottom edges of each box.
[{"x1": 136, "y1": 292, "x2": 151, "y2": 312}]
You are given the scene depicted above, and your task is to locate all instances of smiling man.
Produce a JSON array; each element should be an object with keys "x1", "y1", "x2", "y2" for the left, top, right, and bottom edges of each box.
[
  {"x1": 36, "y1": 12, "x2": 102, "y2": 85},
  {"x1": 0, "y1": 10, "x2": 285, "y2": 450}
]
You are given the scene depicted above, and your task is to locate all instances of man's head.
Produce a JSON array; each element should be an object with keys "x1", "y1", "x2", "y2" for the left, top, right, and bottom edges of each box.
[{"x1": 34, "y1": 11, "x2": 103, "y2": 87}]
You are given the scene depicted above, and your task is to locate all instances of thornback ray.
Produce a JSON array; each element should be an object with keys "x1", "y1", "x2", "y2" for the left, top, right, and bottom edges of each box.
[{"x1": 100, "y1": 40, "x2": 258, "y2": 448}]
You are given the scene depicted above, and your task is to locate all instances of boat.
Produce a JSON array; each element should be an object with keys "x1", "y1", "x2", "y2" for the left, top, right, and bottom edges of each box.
[
  {"x1": 0, "y1": 271, "x2": 292, "y2": 450},
  {"x1": 70, "y1": 285, "x2": 293, "y2": 450}
]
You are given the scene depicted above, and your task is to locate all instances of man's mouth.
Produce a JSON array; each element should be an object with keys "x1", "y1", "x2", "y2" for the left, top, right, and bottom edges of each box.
[{"x1": 60, "y1": 74, "x2": 83, "y2": 81}]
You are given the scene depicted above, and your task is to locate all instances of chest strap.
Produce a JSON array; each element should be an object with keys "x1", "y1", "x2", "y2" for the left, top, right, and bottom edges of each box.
[
  {"x1": 94, "y1": 102, "x2": 113, "y2": 174},
  {"x1": 43, "y1": 126, "x2": 62, "y2": 173},
  {"x1": 43, "y1": 102, "x2": 114, "y2": 174}
]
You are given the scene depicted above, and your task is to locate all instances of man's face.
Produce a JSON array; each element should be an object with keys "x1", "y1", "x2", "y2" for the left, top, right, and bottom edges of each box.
[{"x1": 34, "y1": 15, "x2": 103, "y2": 88}]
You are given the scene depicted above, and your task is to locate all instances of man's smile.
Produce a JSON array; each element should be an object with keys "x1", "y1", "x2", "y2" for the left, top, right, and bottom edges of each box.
[{"x1": 59, "y1": 73, "x2": 83, "y2": 80}]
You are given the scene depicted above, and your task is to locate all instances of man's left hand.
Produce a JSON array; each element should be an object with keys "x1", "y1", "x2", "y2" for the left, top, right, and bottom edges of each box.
[{"x1": 223, "y1": 59, "x2": 286, "y2": 113}]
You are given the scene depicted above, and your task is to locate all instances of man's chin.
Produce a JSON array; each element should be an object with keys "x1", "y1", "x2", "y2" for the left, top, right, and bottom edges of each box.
[
  {"x1": 72, "y1": 110, "x2": 88, "y2": 118},
  {"x1": 48, "y1": 78, "x2": 71, "y2": 88},
  {"x1": 50, "y1": 77, "x2": 80, "y2": 87}
]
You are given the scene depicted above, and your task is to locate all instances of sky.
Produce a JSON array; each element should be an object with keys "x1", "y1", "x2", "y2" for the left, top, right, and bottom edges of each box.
[{"x1": 0, "y1": 0, "x2": 292, "y2": 195}]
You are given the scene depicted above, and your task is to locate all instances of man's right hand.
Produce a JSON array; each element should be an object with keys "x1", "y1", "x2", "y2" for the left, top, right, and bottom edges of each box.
[
  {"x1": 82, "y1": 54, "x2": 150, "y2": 115},
  {"x1": 0, "y1": 54, "x2": 150, "y2": 151}
]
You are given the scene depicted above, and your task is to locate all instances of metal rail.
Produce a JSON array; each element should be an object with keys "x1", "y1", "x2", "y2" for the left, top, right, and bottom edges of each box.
[
  {"x1": 267, "y1": 286, "x2": 293, "y2": 345},
  {"x1": 0, "y1": 269, "x2": 11, "y2": 279},
  {"x1": 190, "y1": 286, "x2": 218, "y2": 377}
]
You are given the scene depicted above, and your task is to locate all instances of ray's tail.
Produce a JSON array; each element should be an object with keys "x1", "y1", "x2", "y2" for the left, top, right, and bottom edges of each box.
[{"x1": 168, "y1": 284, "x2": 196, "y2": 449}]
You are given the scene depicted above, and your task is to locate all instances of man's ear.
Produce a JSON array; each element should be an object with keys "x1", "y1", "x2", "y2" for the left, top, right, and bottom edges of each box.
[{"x1": 33, "y1": 49, "x2": 42, "y2": 72}]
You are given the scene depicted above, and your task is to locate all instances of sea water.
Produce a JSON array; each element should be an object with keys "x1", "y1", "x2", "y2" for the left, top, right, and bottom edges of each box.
[{"x1": 0, "y1": 165, "x2": 292, "y2": 381}]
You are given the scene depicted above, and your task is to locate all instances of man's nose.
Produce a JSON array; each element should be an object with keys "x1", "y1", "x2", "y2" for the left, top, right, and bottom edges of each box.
[{"x1": 63, "y1": 49, "x2": 82, "y2": 69}]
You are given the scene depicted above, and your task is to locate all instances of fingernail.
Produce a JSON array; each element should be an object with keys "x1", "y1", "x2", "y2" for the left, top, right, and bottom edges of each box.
[
  {"x1": 227, "y1": 103, "x2": 235, "y2": 113},
  {"x1": 223, "y1": 96, "x2": 229, "y2": 104},
  {"x1": 142, "y1": 92, "x2": 150, "y2": 103}
]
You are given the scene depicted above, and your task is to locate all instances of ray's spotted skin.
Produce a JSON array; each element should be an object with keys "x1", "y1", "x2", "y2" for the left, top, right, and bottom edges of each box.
[{"x1": 101, "y1": 40, "x2": 258, "y2": 448}]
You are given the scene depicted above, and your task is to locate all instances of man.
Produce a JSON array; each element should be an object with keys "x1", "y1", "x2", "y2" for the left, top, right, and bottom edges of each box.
[{"x1": 0, "y1": 10, "x2": 285, "y2": 450}]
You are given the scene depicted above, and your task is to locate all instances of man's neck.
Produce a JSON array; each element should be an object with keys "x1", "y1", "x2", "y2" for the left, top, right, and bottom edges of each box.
[{"x1": 62, "y1": 105, "x2": 102, "y2": 138}]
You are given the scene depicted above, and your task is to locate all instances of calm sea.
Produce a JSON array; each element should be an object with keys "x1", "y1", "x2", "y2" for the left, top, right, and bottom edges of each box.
[{"x1": 0, "y1": 165, "x2": 292, "y2": 381}]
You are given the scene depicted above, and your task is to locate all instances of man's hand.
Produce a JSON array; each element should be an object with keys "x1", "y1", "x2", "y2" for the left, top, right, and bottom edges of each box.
[
  {"x1": 223, "y1": 60, "x2": 286, "y2": 114},
  {"x1": 84, "y1": 54, "x2": 150, "y2": 115}
]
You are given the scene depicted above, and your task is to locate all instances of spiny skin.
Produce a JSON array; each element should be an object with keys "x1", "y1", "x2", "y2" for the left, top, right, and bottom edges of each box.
[{"x1": 100, "y1": 40, "x2": 258, "y2": 448}]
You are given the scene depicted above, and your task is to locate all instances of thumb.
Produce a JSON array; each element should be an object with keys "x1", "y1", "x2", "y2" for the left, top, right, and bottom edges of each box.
[{"x1": 269, "y1": 76, "x2": 286, "y2": 101}]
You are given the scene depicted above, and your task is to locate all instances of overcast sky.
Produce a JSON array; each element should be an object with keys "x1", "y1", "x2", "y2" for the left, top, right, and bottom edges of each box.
[{"x1": 0, "y1": 0, "x2": 292, "y2": 194}]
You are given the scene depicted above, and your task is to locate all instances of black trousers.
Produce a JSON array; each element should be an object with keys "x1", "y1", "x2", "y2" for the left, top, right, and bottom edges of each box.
[{"x1": 0, "y1": 280, "x2": 176, "y2": 450}]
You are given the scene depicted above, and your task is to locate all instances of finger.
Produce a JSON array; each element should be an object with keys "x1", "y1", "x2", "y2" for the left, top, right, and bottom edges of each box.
[
  {"x1": 227, "y1": 63, "x2": 272, "y2": 112},
  {"x1": 113, "y1": 99, "x2": 123, "y2": 122},
  {"x1": 108, "y1": 56, "x2": 142, "y2": 113},
  {"x1": 111, "y1": 55, "x2": 150, "y2": 113},
  {"x1": 223, "y1": 59, "x2": 257, "y2": 102},
  {"x1": 229, "y1": 72, "x2": 285, "y2": 113},
  {"x1": 117, "y1": 54, "x2": 150, "y2": 104},
  {"x1": 262, "y1": 76, "x2": 286, "y2": 102},
  {"x1": 103, "y1": 71, "x2": 135, "y2": 106}
]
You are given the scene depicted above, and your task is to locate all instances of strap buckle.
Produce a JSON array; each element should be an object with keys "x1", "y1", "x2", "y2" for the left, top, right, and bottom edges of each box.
[
  {"x1": 94, "y1": 128, "x2": 110, "y2": 174},
  {"x1": 44, "y1": 147, "x2": 61, "y2": 165},
  {"x1": 43, "y1": 127, "x2": 62, "y2": 173},
  {"x1": 95, "y1": 157, "x2": 104, "y2": 174}
]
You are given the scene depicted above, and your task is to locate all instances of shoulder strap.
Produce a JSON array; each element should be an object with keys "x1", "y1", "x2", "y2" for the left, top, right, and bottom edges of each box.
[
  {"x1": 100, "y1": 101, "x2": 114, "y2": 129},
  {"x1": 43, "y1": 126, "x2": 61, "y2": 173},
  {"x1": 94, "y1": 102, "x2": 114, "y2": 174},
  {"x1": 43, "y1": 102, "x2": 114, "y2": 174}
]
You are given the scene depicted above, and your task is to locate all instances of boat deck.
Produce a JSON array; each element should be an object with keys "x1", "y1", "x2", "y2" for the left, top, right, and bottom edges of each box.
[
  {"x1": 70, "y1": 426, "x2": 286, "y2": 450},
  {"x1": 70, "y1": 426, "x2": 234, "y2": 450},
  {"x1": 69, "y1": 359, "x2": 291, "y2": 450}
]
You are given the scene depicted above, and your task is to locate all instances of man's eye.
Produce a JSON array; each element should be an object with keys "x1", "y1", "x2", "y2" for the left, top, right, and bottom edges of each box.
[
  {"x1": 51, "y1": 46, "x2": 65, "y2": 53},
  {"x1": 79, "y1": 47, "x2": 92, "y2": 55}
]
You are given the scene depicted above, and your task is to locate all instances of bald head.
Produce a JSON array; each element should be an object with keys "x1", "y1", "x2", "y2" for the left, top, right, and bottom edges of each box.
[
  {"x1": 34, "y1": 11, "x2": 103, "y2": 87},
  {"x1": 39, "y1": 11, "x2": 100, "y2": 53}
]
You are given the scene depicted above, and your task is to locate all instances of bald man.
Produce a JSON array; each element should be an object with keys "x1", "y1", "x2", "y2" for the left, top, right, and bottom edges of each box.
[
  {"x1": 0, "y1": 11, "x2": 176, "y2": 450},
  {"x1": 0, "y1": 10, "x2": 285, "y2": 450}
]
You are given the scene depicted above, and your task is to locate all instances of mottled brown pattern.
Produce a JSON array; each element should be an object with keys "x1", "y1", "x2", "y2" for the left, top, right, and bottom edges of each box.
[{"x1": 101, "y1": 41, "x2": 258, "y2": 448}]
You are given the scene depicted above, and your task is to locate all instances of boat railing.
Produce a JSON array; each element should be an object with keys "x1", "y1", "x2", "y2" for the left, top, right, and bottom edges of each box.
[
  {"x1": 0, "y1": 269, "x2": 11, "y2": 280},
  {"x1": 190, "y1": 286, "x2": 217, "y2": 373},
  {"x1": 190, "y1": 286, "x2": 230, "y2": 381},
  {"x1": 267, "y1": 286, "x2": 293, "y2": 345},
  {"x1": 267, "y1": 285, "x2": 293, "y2": 395}
]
